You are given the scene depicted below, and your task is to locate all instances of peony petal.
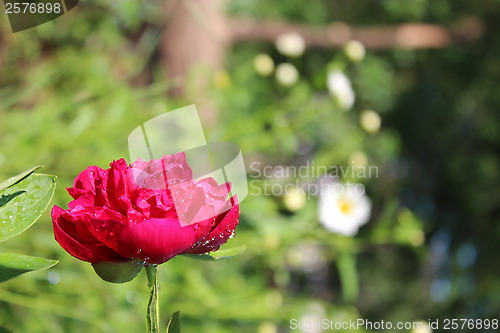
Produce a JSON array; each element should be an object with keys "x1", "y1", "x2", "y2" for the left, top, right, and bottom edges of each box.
[
  {"x1": 188, "y1": 202, "x2": 240, "y2": 254},
  {"x1": 131, "y1": 152, "x2": 193, "y2": 190},
  {"x1": 52, "y1": 206, "x2": 127, "y2": 263},
  {"x1": 67, "y1": 166, "x2": 106, "y2": 200},
  {"x1": 115, "y1": 217, "x2": 212, "y2": 264},
  {"x1": 79, "y1": 207, "x2": 130, "y2": 252},
  {"x1": 105, "y1": 159, "x2": 138, "y2": 214}
]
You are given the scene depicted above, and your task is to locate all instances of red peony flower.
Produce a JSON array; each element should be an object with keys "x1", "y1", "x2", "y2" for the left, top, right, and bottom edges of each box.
[{"x1": 52, "y1": 152, "x2": 239, "y2": 265}]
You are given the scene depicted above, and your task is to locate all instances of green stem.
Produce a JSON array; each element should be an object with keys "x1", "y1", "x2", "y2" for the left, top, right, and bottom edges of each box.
[
  {"x1": 336, "y1": 251, "x2": 359, "y2": 302},
  {"x1": 146, "y1": 265, "x2": 159, "y2": 333}
]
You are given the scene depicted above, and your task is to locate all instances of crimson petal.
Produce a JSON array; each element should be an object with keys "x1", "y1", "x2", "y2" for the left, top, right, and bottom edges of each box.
[
  {"x1": 188, "y1": 203, "x2": 240, "y2": 254},
  {"x1": 115, "y1": 218, "x2": 212, "y2": 264},
  {"x1": 52, "y1": 206, "x2": 127, "y2": 263}
]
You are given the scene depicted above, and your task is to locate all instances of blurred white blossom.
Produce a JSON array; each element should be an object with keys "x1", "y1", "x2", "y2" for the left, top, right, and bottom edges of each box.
[
  {"x1": 276, "y1": 63, "x2": 299, "y2": 86},
  {"x1": 344, "y1": 40, "x2": 366, "y2": 62},
  {"x1": 253, "y1": 53, "x2": 275, "y2": 76},
  {"x1": 360, "y1": 109, "x2": 381, "y2": 133},
  {"x1": 327, "y1": 70, "x2": 355, "y2": 110},
  {"x1": 319, "y1": 183, "x2": 371, "y2": 236},
  {"x1": 275, "y1": 32, "x2": 306, "y2": 57}
]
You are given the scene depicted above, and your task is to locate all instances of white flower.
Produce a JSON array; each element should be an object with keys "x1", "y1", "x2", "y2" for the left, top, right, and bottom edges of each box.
[
  {"x1": 327, "y1": 70, "x2": 355, "y2": 110},
  {"x1": 275, "y1": 32, "x2": 306, "y2": 57},
  {"x1": 253, "y1": 53, "x2": 275, "y2": 76},
  {"x1": 360, "y1": 109, "x2": 381, "y2": 133},
  {"x1": 276, "y1": 63, "x2": 299, "y2": 86},
  {"x1": 344, "y1": 40, "x2": 366, "y2": 62},
  {"x1": 319, "y1": 183, "x2": 371, "y2": 236}
]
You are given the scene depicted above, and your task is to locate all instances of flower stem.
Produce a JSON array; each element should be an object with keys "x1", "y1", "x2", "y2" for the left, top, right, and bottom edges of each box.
[{"x1": 146, "y1": 265, "x2": 159, "y2": 333}]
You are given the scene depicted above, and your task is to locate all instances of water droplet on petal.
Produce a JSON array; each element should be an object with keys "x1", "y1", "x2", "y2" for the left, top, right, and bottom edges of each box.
[{"x1": 193, "y1": 224, "x2": 199, "y2": 230}]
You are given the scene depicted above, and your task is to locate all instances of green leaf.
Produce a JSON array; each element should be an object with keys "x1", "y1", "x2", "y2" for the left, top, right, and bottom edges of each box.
[
  {"x1": 166, "y1": 311, "x2": 180, "y2": 333},
  {"x1": 0, "y1": 173, "x2": 56, "y2": 243},
  {"x1": 0, "y1": 253, "x2": 58, "y2": 283},
  {"x1": 183, "y1": 245, "x2": 247, "y2": 261},
  {"x1": 0, "y1": 326, "x2": 13, "y2": 333},
  {"x1": 0, "y1": 166, "x2": 42, "y2": 192}
]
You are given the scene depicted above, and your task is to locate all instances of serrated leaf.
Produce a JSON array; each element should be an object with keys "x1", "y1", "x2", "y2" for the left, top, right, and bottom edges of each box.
[
  {"x1": 0, "y1": 253, "x2": 58, "y2": 283},
  {"x1": 166, "y1": 311, "x2": 180, "y2": 333},
  {"x1": 183, "y1": 245, "x2": 247, "y2": 261},
  {"x1": 0, "y1": 166, "x2": 42, "y2": 192},
  {"x1": 0, "y1": 173, "x2": 56, "y2": 242}
]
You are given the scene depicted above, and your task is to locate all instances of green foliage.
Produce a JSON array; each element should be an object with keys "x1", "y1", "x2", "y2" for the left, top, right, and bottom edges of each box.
[
  {"x1": 0, "y1": 168, "x2": 58, "y2": 283},
  {"x1": 166, "y1": 311, "x2": 181, "y2": 333},
  {"x1": 0, "y1": 166, "x2": 41, "y2": 192},
  {"x1": 0, "y1": 254, "x2": 57, "y2": 283},
  {"x1": 183, "y1": 245, "x2": 247, "y2": 261},
  {"x1": 0, "y1": 172, "x2": 56, "y2": 242}
]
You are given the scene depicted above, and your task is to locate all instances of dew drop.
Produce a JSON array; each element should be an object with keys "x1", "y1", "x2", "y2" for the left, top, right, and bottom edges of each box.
[{"x1": 193, "y1": 224, "x2": 199, "y2": 230}]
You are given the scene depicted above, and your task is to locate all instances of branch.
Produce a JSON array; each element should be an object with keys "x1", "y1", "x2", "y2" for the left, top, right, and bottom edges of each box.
[{"x1": 228, "y1": 17, "x2": 485, "y2": 49}]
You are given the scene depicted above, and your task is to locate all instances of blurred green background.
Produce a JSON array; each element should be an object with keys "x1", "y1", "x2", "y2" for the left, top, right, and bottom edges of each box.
[{"x1": 1, "y1": 0, "x2": 499, "y2": 332}]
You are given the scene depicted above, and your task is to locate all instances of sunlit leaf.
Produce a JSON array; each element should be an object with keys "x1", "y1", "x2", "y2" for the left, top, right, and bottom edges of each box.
[
  {"x1": 0, "y1": 253, "x2": 58, "y2": 283},
  {"x1": 0, "y1": 173, "x2": 56, "y2": 242},
  {"x1": 183, "y1": 245, "x2": 247, "y2": 261},
  {"x1": 0, "y1": 166, "x2": 41, "y2": 192}
]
